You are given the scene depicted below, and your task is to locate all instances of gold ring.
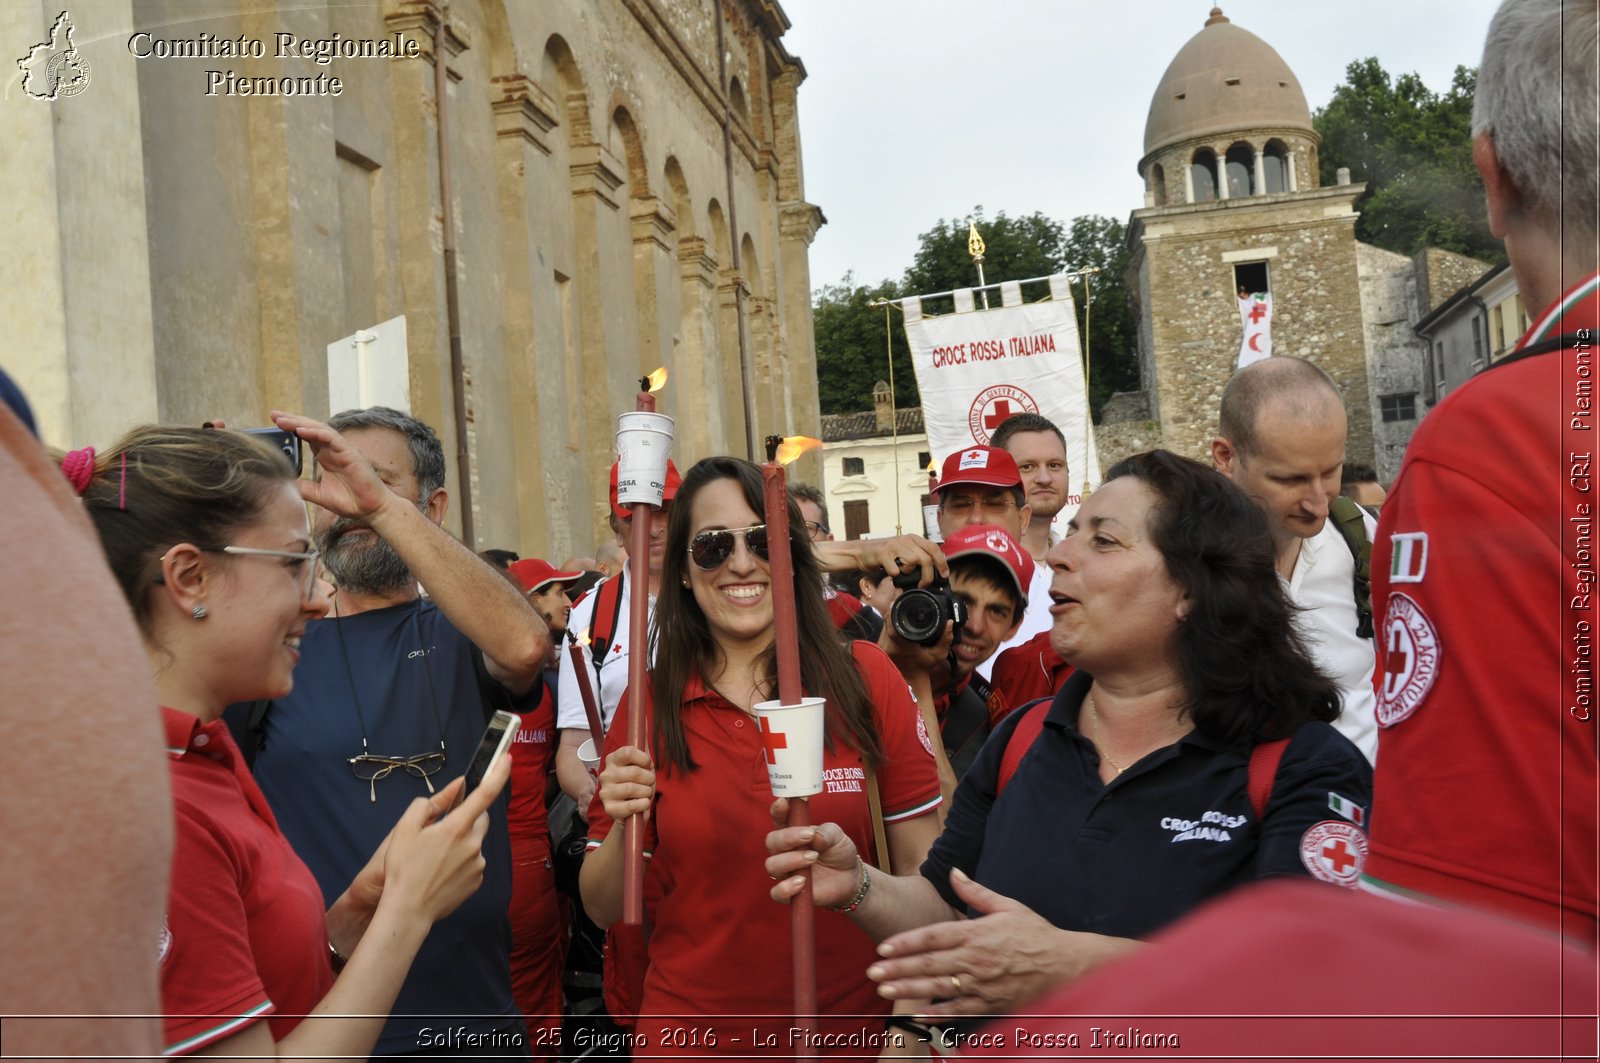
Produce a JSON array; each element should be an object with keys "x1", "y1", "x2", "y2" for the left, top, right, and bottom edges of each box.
[{"x1": 949, "y1": 973, "x2": 963, "y2": 996}]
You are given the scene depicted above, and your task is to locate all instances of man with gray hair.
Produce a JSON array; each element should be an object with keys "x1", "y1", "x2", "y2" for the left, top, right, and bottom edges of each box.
[
  {"x1": 247, "y1": 406, "x2": 550, "y2": 1055},
  {"x1": 1212, "y1": 357, "x2": 1379, "y2": 764}
]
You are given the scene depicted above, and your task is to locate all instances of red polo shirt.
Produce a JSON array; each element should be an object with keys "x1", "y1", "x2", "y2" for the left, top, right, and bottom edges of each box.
[
  {"x1": 588, "y1": 641, "x2": 940, "y2": 1053},
  {"x1": 159, "y1": 708, "x2": 332, "y2": 1054},
  {"x1": 1365, "y1": 272, "x2": 1600, "y2": 942},
  {"x1": 988, "y1": 630, "x2": 1073, "y2": 727}
]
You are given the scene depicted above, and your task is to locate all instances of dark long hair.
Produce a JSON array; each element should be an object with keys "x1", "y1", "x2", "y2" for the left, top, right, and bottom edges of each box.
[
  {"x1": 650, "y1": 456, "x2": 883, "y2": 774},
  {"x1": 1105, "y1": 450, "x2": 1340, "y2": 748}
]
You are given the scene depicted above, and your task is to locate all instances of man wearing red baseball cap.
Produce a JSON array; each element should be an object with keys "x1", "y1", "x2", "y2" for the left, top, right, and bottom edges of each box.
[
  {"x1": 934, "y1": 445, "x2": 1055, "y2": 677},
  {"x1": 554, "y1": 459, "x2": 680, "y2": 810},
  {"x1": 882, "y1": 523, "x2": 1031, "y2": 782}
]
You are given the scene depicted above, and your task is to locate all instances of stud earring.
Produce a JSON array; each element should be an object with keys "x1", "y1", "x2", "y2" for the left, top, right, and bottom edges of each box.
[{"x1": 191, "y1": 604, "x2": 208, "y2": 620}]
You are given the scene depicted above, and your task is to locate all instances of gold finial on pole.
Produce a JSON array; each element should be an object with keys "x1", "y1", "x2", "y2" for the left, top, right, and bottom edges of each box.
[{"x1": 967, "y1": 221, "x2": 989, "y2": 309}]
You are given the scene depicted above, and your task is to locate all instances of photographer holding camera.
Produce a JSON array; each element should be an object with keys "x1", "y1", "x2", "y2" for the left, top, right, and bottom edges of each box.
[{"x1": 875, "y1": 526, "x2": 1029, "y2": 784}]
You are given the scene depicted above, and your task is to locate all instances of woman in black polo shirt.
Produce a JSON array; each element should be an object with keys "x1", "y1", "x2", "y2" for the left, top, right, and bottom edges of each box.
[{"x1": 765, "y1": 450, "x2": 1372, "y2": 1019}]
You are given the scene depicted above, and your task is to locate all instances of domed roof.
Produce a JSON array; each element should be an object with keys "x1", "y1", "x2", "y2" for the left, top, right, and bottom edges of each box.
[{"x1": 1142, "y1": 8, "x2": 1314, "y2": 157}]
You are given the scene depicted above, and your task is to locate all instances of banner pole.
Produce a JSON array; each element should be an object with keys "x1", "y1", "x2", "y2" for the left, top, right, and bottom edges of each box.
[
  {"x1": 968, "y1": 222, "x2": 989, "y2": 310},
  {"x1": 884, "y1": 299, "x2": 903, "y2": 535}
]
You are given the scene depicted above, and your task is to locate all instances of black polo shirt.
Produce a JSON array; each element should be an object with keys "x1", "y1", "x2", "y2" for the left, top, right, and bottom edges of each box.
[{"x1": 921, "y1": 671, "x2": 1372, "y2": 939}]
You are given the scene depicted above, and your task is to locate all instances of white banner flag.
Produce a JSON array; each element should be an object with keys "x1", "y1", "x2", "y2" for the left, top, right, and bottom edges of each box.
[
  {"x1": 1237, "y1": 291, "x2": 1273, "y2": 367},
  {"x1": 903, "y1": 275, "x2": 1101, "y2": 520}
]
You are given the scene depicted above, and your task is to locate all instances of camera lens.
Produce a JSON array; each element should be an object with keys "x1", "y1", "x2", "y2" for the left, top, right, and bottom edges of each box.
[{"x1": 891, "y1": 588, "x2": 945, "y2": 646}]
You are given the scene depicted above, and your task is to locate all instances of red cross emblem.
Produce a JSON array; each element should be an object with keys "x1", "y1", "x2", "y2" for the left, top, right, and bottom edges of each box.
[
  {"x1": 1299, "y1": 821, "x2": 1368, "y2": 888},
  {"x1": 758, "y1": 716, "x2": 788, "y2": 765},
  {"x1": 983, "y1": 398, "x2": 1018, "y2": 431},
  {"x1": 1248, "y1": 301, "x2": 1267, "y2": 324},
  {"x1": 1321, "y1": 838, "x2": 1358, "y2": 874}
]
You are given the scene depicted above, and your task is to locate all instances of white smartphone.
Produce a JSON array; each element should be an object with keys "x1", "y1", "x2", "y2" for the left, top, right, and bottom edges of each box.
[{"x1": 462, "y1": 710, "x2": 521, "y2": 799}]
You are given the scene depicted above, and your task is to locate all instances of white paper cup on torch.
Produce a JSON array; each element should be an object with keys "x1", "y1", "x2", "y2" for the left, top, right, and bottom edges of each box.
[
  {"x1": 615, "y1": 412, "x2": 676, "y2": 507},
  {"x1": 577, "y1": 738, "x2": 602, "y2": 775},
  {"x1": 753, "y1": 696, "x2": 826, "y2": 798}
]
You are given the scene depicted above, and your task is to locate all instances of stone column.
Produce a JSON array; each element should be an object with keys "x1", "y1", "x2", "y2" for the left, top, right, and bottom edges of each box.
[
  {"x1": 568, "y1": 140, "x2": 630, "y2": 500},
  {"x1": 676, "y1": 237, "x2": 724, "y2": 464},
  {"x1": 1253, "y1": 145, "x2": 1266, "y2": 196},
  {"x1": 1, "y1": 0, "x2": 158, "y2": 447},
  {"x1": 778, "y1": 200, "x2": 825, "y2": 485}
]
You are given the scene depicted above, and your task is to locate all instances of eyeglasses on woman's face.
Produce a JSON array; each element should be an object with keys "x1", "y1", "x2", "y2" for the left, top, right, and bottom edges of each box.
[
  {"x1": 688, "y1": 525, "x2": 770, "y2": 570},
  {"x1": 207, "y1": 545, "x2": 322, "y2": 602}
]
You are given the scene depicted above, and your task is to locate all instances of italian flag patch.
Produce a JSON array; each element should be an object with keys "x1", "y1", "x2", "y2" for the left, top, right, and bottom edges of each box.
[
  {"x1": 1328, "y1": 791, "x2": 1366, "y2": 826},
  {"x1": 1389, "y1": 532, "x2": 1428, "y2": 583}
]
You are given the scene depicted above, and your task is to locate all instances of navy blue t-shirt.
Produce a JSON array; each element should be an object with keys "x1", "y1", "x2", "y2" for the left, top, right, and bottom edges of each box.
[
  {"x1": 251, "y1": 598, "x2": 537, "y2": 1053},
  {"x1": 921, "y1": 670, "x2": 1373, "y2": 939}
]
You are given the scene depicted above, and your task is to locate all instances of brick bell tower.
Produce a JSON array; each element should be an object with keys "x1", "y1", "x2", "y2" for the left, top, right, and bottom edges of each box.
[{"x1": 1123, "y1": 7, "x2": 1373, "y2": 464}]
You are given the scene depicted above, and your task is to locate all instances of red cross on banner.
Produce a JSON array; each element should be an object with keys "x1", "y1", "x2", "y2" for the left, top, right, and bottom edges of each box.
[
  {"x1": 758, "y1": 716, "x2": 788, "y2": 765},
  {"x1": 983, "y1": 399, "x2": 1017, "y2": 431}
]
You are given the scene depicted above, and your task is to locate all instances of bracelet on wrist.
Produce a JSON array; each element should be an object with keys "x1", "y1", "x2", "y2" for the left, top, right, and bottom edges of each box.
[{"x1": 828, "y1": 856, "x2": 872, "y2": 914}]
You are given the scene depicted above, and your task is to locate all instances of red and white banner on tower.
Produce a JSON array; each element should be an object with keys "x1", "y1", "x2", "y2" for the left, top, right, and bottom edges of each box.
[
  {"x1": 1238, "y1": 291, "x2": 1273, "y2": 367},
  {"x1": 902, "y1": 274, "x2": 1101, "y2": 518}
]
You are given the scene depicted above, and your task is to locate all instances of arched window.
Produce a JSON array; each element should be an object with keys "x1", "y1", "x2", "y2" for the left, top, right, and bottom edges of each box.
[
  {"x1": 1262, "y1": 140, "x2": 1290, "y2": 194},
  {"x1": 1150, "y1": 162, "x2": 1167, "y2": 206},
  {"x1": 1190, "y1": 149, "x2": 1217, "y2": 203},
  {"x1": 1225, "y1": 143, "x2": 1255, "y2": 197}
]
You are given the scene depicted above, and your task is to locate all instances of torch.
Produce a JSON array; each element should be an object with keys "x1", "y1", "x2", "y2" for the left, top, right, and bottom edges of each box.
[
  {"x1": 618, "y1": 367, "x2": 669, "y2": 926},
  {"x1": 760, "y1": 433, "x2": 823, "y2": 1030},
  {"x1": 565, "y1": 628, "x2": 605, "y2": 746}
]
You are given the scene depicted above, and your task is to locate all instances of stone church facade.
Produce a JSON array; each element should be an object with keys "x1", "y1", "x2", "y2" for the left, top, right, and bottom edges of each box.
[
  {"x1": 1098, "y1": 7, "x2": 1494, "y2": 482},
  {"x1": 2, "y1": 0, "x2": 823, "y2": 559}
]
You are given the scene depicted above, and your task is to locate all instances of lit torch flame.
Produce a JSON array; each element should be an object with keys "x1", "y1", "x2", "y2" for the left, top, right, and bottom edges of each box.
[
  {"x1": 574, "y1": 627, "x2": 591, "y2": 647},
  {"x1": 646, "y1": 367, "x2": 668, "y2": 393},
  {"x1": 774, "y1": 435, "x2": 822, "y2": 467}
]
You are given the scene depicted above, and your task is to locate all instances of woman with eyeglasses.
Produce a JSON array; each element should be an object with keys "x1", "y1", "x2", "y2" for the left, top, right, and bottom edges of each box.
[
  {"x1": 579, "y1": 456, "x2": 943, "y2": 1056},
  {"x1": 75, "y1": 424, "x2": 509, "y2": 1058}
]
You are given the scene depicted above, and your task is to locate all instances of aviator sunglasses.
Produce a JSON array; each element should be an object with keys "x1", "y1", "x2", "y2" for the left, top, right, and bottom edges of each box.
[{"x1": 688, "y1": 524, "x2": 770, "y2": 570}]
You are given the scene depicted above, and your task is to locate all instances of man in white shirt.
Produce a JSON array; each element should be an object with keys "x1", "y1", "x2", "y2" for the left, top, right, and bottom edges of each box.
[
  {"x1": 989, "y1": 412, "x2": 1071, "y2": 564},
  {"x1": 1212, "y1": 357, "x2": 1379, "y2": 762},
  {"x1": 554, "y1": 460, "x2": 678, "y2": 808}
]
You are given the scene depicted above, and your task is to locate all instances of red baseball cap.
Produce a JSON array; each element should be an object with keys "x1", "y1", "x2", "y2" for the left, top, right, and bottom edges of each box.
[
  {"x1": 507, "y1": 558, "x2": 585, "y2": 595},
  {"x1": 937, "y1": 445, "x2": 1022, "y2": 493},
  {"x1": 609, "y1": 459, "x2": 682, "y2": 520},
  {"x1": 940, "y1": 524, "x2": 1030, "y2": 607}
]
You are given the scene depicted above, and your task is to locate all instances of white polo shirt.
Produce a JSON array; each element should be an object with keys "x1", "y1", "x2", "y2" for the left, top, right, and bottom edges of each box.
[
  {"x1": 556, "y1": 571, "x2": 655, "y2": 733},
  {"x1": 1285, "y1": 514, "x2": 1380, "y2": 764}
]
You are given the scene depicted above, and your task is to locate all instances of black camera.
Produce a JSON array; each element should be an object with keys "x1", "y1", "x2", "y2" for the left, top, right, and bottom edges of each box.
[
  {"x1": 243, "y1": 427, "x2": 303, "y2": 475},
  {"x1": 888, "y1": 570, "x2": 968, "y2": 647}
]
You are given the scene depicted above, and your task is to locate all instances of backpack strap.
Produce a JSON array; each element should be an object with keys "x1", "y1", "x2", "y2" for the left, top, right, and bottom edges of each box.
[
  {"x1": 996, "y1": 697, "x2": 1052, "y2": 798},
  {"x1": 1247, "y1": 737, "x2": 1291, "y2": 820},
  {"x1": 1327, "y1": 495, "x2": 1375, "y2": 639},
  {"x1": 941, "y1": 678, "x2": 992, "y2": 780},
  {"x1": 585, "y1": 570, "x2": 627, "y2": 695}
]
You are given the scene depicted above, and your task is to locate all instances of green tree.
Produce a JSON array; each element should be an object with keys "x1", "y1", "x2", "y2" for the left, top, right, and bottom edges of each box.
[
  {"x1": 812, "y1": 207, "x2": 1142, "y2": 418},
  {"x1": 1060, "y1": 215, "x2": 1139, "y2": 413},
  {"x1": 1315, "y1": 60, "x2": 1502, "y2": 261},
  {"x1": 810, "y1": 273, "x2": 914, "y2": 415}
]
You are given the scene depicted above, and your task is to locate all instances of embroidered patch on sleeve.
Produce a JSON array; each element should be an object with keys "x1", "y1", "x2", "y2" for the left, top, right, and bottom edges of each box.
[
  {"x1": 1300, "y1": 820, "x2": 1368, "y2": 887},
  {"x1": 1376, "y1": 592, "x2": 1440, "y2": 728}
]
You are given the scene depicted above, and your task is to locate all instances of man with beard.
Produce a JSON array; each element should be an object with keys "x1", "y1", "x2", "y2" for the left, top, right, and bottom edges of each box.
[{"x1": 248, "y1": 406, "x2": 549, "y2": 1057}]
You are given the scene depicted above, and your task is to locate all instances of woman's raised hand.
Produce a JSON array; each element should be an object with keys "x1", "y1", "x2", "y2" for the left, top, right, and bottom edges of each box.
[
  {"x1": 764, "y1": 801, "x2": 863, "y2": 908},
  {"x1": 597, "y1": 745, "x2": 656, "y2": 825}
]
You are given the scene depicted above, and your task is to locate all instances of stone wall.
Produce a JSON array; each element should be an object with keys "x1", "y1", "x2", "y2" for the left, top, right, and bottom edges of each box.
[
  {"x1": 1355, "y1": 242, "x2": 1428, "y2": 481},
  {"x1": 1129, "y1": 182, "x2": 1373, "y2": 465},
  {"x1": 1414, "y1": 247, "x2": 1494, "y2": 314},
  {"x1": 2, "y1": 0, "x2": 821, "y2": 561}
]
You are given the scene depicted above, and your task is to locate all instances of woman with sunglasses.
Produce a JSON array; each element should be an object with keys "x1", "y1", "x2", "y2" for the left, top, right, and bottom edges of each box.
[
  {"x1": 579, "y1": 456, "x2": 943, "y2": 1056},
  {"x1": 75, "y1": 423, "x2": 509, "y2": 1058}
]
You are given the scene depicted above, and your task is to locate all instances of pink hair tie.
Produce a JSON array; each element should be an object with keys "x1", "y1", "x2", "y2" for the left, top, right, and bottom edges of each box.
[{"x1": 61, "y1": 447, "x2": 95, "y2": 496}]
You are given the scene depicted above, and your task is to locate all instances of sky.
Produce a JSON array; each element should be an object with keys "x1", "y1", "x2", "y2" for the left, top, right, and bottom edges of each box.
[{"x1": 782, "y1": 0, "x2": 1502, "y2": 291}]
